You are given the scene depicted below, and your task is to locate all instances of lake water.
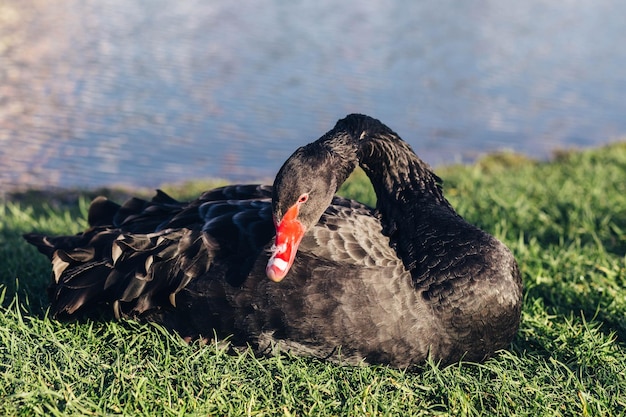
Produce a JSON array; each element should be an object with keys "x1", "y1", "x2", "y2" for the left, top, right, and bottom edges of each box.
[{"x1": 2, "y1": 0, "x2": 626, "y2": 192}]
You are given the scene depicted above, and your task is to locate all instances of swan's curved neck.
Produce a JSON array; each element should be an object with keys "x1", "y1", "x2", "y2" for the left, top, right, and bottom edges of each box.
[
  {"x1": 332, "y1": 114, "x2": 455, "y2": 271},
  {"x1": 334, "y1": 114, "x2": 449, "y2": 206}
]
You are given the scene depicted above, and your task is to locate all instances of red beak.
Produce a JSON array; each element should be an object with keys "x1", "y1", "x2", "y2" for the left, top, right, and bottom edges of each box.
[{"x1": 266, "y1": 204, "x2": 306, "y2": 282}]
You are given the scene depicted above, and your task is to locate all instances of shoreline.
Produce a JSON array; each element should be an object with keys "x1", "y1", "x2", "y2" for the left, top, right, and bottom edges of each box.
[{"x1": 4, "y1": 141, "x2": 625, "y2": 208}]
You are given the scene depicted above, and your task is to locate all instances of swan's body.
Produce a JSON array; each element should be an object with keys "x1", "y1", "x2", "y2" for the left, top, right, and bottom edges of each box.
[{"x1": 25, "y1": 114, "x2": 522, "y2": 367}]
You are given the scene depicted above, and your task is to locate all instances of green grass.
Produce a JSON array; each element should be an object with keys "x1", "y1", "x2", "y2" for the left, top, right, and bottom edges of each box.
[{"x1": 2, "y1": 143, "x2": 626, "y2": 415}]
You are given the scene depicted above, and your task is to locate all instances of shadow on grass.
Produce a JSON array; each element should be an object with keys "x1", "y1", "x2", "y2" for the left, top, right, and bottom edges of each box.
[{"x1": 1, "y1": 226, "x2": 51, "y2": 315}]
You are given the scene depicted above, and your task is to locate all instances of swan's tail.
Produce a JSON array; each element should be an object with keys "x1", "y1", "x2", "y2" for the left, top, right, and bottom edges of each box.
[
  {"x1": 24, "y1": 227, "x2": 215, "y2": 320},
  {"x1": 23, "y1": 191, "x2": 218, "y2": 320}
]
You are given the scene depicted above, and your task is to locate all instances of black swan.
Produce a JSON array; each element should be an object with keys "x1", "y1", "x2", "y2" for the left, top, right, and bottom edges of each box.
[{"x1": 24, "y1": 114, "x2": 522, "y2": 367}]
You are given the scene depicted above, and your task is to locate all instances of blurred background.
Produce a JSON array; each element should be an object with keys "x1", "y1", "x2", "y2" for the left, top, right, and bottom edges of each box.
[{"x1": 1, "y1": 0, "x2": 625, "y2": 192}]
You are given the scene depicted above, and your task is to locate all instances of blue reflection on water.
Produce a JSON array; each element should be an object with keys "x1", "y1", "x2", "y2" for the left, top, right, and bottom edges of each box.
[{"x1": 1, "y1": 0, "x2": 625, "y2": 190}]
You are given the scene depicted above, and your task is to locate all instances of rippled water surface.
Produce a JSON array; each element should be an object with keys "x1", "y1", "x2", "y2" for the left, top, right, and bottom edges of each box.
[{"x1": 2, "y1": 0, "x2": 626, "y2": 191}]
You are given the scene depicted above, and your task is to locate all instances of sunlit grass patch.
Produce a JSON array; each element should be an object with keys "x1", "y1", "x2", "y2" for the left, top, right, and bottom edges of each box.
[{"x1": 2, "y1": 142, "x2": 626, "y2": 415}]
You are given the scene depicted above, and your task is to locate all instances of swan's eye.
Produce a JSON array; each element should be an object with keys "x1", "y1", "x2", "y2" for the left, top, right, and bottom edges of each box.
[{"x1": 298, "y1": 193, "x2": 309, "y2": 203}]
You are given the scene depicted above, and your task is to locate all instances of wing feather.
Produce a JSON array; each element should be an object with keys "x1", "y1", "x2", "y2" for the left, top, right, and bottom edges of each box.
[{"x1": 25, "y1": 186, "x2": 274, "y2": 319}]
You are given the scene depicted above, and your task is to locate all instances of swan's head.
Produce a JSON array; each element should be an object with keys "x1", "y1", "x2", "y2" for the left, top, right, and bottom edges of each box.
[{"x1": 266, "y1": 137, "x2": 355, "y2": 282}]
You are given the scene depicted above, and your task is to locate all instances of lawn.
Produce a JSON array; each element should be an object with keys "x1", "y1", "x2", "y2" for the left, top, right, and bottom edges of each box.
[{"x1": 1, "y1": 143, "x2": 626, "y2": 416}]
